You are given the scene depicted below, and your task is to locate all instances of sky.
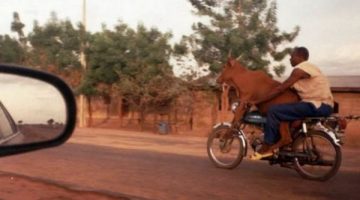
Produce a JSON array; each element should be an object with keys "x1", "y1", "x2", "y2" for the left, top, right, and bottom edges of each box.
[
  {"x1": 0, "y1": 74, "x2": 66, "y2": 124},
  {"x1": 0, "y1": 0, "x2": 359, "y2": 76}
]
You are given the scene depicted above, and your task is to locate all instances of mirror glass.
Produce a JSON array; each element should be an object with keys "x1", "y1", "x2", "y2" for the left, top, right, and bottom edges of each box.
[{"x1": 0, "y1": 73, "x2": 66, "y2": 146}]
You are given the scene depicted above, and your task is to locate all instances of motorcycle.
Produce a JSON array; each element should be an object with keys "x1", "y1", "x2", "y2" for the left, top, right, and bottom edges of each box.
[{"x1": 207, "y1": 101, "x2": 351, "y2": 181}]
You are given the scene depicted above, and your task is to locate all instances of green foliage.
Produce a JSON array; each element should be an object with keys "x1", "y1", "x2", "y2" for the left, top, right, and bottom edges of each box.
[
  {"x1": 79, "y1": 21, "x2": 183, "y2": 125},
  {"x1": 11, "y1": 12, "x2": 26, "y2": 46},
  {"x1": 86, "y1": 22, "x2": 132, "y2": 86},
  {"x1": 273, "y1": 64, "x2": 286, "y2": 77},
  {"x1": 187, "y1": 0, "x2": 299, "y2": 75},
  {"x1": 173, "y1": 43, "x2": 188, "y2": 55},
  {"x1": 76, "y1": 70, "x2": 98, "y2": 96},
  {"x1": 118, "y1": 64, "x2": 181, "y2": 112},
  {"x1": 114, "y1": 24, "x2": 179, "y2": 115},
  {"x1": 2, "y1": 11, "x2": 196, "y2": 127},
  {"x1": 0, "y1": 35, "x2": 25, "y2": 63},
  {"x1": 27, "y1": 13, "x2": 82, "y2": 70}
]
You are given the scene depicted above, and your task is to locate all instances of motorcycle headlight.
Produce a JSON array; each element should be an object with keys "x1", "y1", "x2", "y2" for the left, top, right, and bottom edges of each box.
[{"x1": 231, "y1": 102, "x2": 239, "y2": 113}]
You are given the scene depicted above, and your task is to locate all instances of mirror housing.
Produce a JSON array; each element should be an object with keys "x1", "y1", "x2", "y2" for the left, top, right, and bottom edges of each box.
[{"x1": 0, "y1": 64, "x2": 76, "y2": 157}]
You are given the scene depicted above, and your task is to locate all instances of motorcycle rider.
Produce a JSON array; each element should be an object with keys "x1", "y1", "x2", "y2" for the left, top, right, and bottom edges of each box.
[{"x1": 250, "y1": 47, "x2": 334, "y2": 160}]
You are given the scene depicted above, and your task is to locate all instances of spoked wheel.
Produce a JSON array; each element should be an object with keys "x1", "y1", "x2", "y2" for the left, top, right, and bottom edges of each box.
[
  {"x1": 207, "y1": 125, "x2": 245, "y2": 169},
  {"x1": 292, "y1": 130, "x2": 341, "y2": 181}
]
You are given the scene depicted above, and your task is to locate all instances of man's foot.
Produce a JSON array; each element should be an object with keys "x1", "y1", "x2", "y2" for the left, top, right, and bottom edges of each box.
[
  {"x1": 249, "y1": 151, "x2": 273, "y2": 160},
  {"x1": 249, "y1": 143, "x2": 274, "y2": 160}
]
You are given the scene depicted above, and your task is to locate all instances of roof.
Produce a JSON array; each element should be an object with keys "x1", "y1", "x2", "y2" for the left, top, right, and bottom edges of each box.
[
  {"x1": 328, "y1": 76, "x2": 360, "y2": 88},
  {"x1": 331, "y1": 87, "x2": 360, "y2": 93},
  {"x1": 276, "y1": 76, "x2": 360, "y2": 93},
  {"x1": 328, "y1": 76, "x2": 360, "y2": 93}
]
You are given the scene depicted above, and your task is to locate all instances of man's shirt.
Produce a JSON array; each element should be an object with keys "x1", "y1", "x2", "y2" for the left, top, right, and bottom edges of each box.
[{"x1": 292, "y1": 61, "x2": 334, "y2": 108}]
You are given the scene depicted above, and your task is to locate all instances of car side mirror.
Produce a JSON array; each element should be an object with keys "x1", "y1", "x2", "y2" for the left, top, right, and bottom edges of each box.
[{"x1": 0, "y1": 64, "x2": 76, "y2": 157}]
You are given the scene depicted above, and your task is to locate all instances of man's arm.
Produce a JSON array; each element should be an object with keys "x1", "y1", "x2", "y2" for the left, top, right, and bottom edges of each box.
[{"x1": 254, "y1": 68, "x2": 310, "y2": 104}]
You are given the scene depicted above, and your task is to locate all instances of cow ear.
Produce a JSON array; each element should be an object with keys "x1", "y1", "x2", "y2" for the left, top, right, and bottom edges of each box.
[
  {"x1": 226, "y1": 58, "x2": 232, "y2": 68},
  {"x1": 227, "y1": 57, "x2": 236, "y2": 68},
  {"x1": 228, "y1": 49, "x2": 232, "y2": 58}
]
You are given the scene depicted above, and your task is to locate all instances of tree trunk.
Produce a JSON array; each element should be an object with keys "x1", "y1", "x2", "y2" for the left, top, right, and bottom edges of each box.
[
  {"x1": 189, "y1": 90, "x2": 196, "y2": 131},
  {"x1": 86, "y1": 96, "x2": 93, "y2": 127},
  {"x1": 118, "y1": 96, "x2": 123, "y2": 127},
  {"x1": 211, "y1": 99, "x2": 217, "y2": 125},
  {"x1": 139, "y1": 110, "x2": 146, "y2": 131},
  {"x1": 189, "y1": 108, "x2": 193, "y2": 131},
  {"x1": 106, "y1": 104, "x2": 110, "y2": 120},
  {"x1": 174, "y1": 107, "x2": 178, "y2": 133},
  {"x1": 107, "y1": 85, "x2": 112, "y2": 119}
]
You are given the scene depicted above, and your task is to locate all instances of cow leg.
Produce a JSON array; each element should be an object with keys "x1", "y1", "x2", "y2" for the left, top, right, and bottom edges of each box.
[{"x1": 222, "y1": 102, "x2": 247, "y2": 139}]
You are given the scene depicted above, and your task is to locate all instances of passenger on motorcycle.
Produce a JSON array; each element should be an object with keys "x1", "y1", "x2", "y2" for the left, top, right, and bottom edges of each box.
[{"x1": 250, "y1": 47, "x2": 334, "y2": 160}]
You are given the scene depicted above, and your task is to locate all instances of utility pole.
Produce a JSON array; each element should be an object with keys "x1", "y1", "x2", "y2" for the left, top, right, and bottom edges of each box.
[{"x1": 79, "y1": 0, "x2": 87, "y2": 127}]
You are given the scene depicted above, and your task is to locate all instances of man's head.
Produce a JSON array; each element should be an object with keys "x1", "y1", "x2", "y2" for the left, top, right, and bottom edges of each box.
[{"x1": 290, "y1": 47, "x2": 309, "y2": 67}]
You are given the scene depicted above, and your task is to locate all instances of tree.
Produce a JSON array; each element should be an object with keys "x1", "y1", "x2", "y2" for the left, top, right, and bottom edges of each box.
[
  {"x1": 186, "y1": 0, "x2": 299, "y2": 76},
  {"x1": 47, "y1": 118, "x2": 55, "y2": 127},
  {"x1": 76, "y1": 70, "x2": 99, "y2": 126},
  {"x1": 0, "y1": 34, "x2": 25, "y2": 64},
  {"x1": 27, "y1": 12, "x2": 83, "y2": 86},
  {"x1": 11, "y1": 12, "x2": 26, "y2": 47},
  {"x1": 81, "y1": 22, "x2": 133, "y2": 121},
  {"x1": 117, "y1": 65, "x2": 182, "y2": 130},
  {"x1": 115, "y1": 24, "x2": 181, "y2": 130}
]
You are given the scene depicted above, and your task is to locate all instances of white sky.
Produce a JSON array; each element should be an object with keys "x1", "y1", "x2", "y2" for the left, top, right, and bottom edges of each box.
[
  {"x1": 0, "y1": 0, "x2": 359, "y2": 76},
  {"x1": 0, "y1": 74, "x2": 66, "y2": 124}
]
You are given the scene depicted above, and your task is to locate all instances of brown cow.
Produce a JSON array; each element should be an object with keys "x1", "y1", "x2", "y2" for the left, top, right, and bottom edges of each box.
[{"x1": 217, "y1": 57, "x2": 300, "y2": 152}]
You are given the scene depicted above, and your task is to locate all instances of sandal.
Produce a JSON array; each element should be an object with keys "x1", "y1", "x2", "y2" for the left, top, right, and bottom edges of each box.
[
  {"x1": 249, "y1": 151, "x2": 274, "y2": 160},
  {"x1": 249, "y1": 143, "x2": 274, "y2": 160}
]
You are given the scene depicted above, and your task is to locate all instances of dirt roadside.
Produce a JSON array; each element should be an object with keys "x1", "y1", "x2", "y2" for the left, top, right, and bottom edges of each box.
[
  {"x1": 0, "y1": 128, "x2": 157, "y2": 200},
  {"x1": 0, "y1": 128, "x2": 205, "y2": 200},
  {"x1": 0, "y1": 173, "x2": 129, "y2": 200}
]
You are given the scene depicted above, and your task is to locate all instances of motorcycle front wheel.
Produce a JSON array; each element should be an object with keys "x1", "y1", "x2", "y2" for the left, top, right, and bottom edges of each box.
[
  {"x1": 207, "y1": 125, "x2": 245, "y2": 169},
  {"x1": 292, "y1": 130, "x2": 342, "y2": 181}
]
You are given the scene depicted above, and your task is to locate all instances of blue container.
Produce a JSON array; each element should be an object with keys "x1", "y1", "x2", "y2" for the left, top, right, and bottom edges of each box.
[{"x1": 158, "y1": 122, "x2": 169, "y2": 134}]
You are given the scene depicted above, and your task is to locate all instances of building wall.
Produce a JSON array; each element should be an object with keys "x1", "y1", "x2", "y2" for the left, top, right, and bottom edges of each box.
[
  {"x1": 333, "y1": 92, "x2": 360, "y2": 147},
  {"x1": 78, "y1": 92, "x2": 360, "y2": 146}
]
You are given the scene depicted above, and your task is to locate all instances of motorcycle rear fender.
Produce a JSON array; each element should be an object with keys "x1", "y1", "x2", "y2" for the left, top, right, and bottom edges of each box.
[
  {"x1": 213, "y1": 122, "x2": 232, "y2": 129},
  {"x1": 325, "y1": 130, "x2": 341, "y2": 146},
  {"x1": 311, "y1": 123, "x2": 341, "y2": 146}
]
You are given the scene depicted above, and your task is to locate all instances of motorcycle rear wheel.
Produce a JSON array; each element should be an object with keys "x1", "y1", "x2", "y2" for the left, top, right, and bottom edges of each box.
[{"x1": 292, "y1": 130, "x2": 341, "y2": 181}]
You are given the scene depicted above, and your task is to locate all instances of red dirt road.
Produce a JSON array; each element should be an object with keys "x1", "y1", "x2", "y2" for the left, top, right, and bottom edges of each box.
[
  {"x1": 0, "y1": 128, "x2": 359, "y2": 200},
  {"x1": 0, "y1": 173, "x2": 123, "y2": 200}
]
